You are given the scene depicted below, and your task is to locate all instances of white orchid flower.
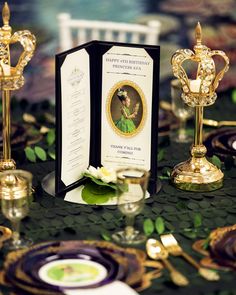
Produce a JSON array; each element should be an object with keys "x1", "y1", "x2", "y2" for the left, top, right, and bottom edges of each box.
[
  {"x1": 98, "y1": 167, "x2": 116, "y2": 183},
  {"x1": 85, "y1": 165, "x2": 99, "y2": 178},
  {"x1": 85, "y1": 166, "x2": 116, "y2": 183}
]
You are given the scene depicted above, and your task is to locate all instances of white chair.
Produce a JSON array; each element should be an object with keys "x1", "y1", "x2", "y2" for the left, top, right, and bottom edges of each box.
[{"x1": 58, "y1": 13, "x2": 161, "y2": 51}]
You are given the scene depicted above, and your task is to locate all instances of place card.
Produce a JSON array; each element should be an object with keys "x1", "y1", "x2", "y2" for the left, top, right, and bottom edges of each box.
[
  {"x1": 56, "y1": 41, "x2": 160, "y2": 195},
  {"x1": 60, "y1": 49, "x2": 90, "y2": 187},
  {"x1": 101, "y1": 46, "x2": 153, "y2": 170}
]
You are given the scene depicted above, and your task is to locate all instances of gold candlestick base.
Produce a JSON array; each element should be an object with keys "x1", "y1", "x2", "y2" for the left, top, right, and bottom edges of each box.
[
  {"x1": 171, "y1": 145, "x2": 223, "y2": 192},
  {"x1": 170, "y1": 22, "x2": 229, "y2": 193},
  {"x1": 0, "y1": 158, "x2": 16, "y2": 171}
]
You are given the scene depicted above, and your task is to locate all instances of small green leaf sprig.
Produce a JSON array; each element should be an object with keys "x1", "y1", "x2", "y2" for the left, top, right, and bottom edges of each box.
[
  {"x1": 209, "y1": 155, "x2": 222, "y2": 169},
  {"x1": 159, "y1": 167, "x2": 171, "y2": 180},
  {"x1": 101, "y1": 213, "x2": 211, "y2": 242},
  {"x1": 24, "y1": 128, "x2": 55, "y2": 162},
  {"x1": 142, "y1": 213, "x2": 209, "y2": 241},
  {"x1": 143, "y1": 216, "x2": 165, "y2": 236}
]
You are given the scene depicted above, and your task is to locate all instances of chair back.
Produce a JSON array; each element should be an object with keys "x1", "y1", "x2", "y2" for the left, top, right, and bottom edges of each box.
[{"x1": 58, "y1": 13, "x2": 161, "y2": 51}]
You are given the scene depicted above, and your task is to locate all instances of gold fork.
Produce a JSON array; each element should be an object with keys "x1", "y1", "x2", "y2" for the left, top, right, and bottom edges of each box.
[
  {"x1": 146, "y1": 239, "x2": 189, "y2": 286},
  {"x1": 160, "y1": 234, "x2": 219, "y2": 281}
]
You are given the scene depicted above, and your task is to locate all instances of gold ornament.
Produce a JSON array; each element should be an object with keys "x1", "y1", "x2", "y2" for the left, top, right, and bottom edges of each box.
[
  {"x1": 0, "y1": 2, "x2": 36, "y2": 171},
  {"x1": 171, "y1": 22, "x2": 229, "y2": 191}
]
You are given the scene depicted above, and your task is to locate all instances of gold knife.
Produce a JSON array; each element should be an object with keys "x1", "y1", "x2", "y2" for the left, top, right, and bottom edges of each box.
[{"x1": 203, "y1": 119, "x2": 236, "y2": 128}]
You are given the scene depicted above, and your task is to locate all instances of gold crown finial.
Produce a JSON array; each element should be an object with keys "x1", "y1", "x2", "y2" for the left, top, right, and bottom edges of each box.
[
  {"x1": 195, "y1": 22, "x2": 202, "y2": 45},
  {"x1": 2, "y1": 2, "x2": 10, "y2": 26}
]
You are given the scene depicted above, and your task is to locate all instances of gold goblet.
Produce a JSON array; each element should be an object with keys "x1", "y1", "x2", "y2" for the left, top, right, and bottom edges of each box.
[
  {"x1": 112, "y1": 168, "x2": 149, "y2": 245},
  {"x1": 0, "y1": 169, "x2": 33, "y2": 250},
  {"x1": 171, "y1": 22, "x2": 229, "y2": 192}
]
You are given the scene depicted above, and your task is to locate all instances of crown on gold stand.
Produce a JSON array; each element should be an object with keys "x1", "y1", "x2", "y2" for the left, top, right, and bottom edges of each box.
[
  {"x1": 0, "y1": 2, "x2": 36, "y2": 90},
  {"x1": 0, "y1": 2, "x2": 36, "y2": 172},
  {"x1": 171, "y1": 23, "x2": 229, "y2": 192}
]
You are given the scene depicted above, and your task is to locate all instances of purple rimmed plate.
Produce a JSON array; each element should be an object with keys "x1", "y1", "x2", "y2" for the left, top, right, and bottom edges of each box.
[
  {"x1": 210, "y1": 229, "x2": 236, "y2": 270},
  {"x1": 4, "y1": 240, "x2": 144, "y2": 294},
  {"x1": 24, "y1": 245, "x2": 121, "y2": 288},
  {"x1": 226, "y1": 134, "x2": 236, "y2": 151},
  {"x1": 204, "y1": 128, "x2": 236, "y2": 159},
  {"x1": 6, "y1": 243, "x2": 122, "y2": 293}
]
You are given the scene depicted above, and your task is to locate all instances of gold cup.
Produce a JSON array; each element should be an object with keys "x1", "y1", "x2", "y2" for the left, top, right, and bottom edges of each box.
[
  {"x1": 112, "y1": 167, "x2": 150, "y2": 245},
  {"x1": 171, "y1": 23, "x2": 229, "y2": 192},
  {"x1": 0, "y1": 169, "x2": 33, "y2": 250}
]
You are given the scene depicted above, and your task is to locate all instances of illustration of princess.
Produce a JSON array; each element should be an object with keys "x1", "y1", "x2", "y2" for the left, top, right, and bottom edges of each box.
[{"x1": 115, "y1": 88, "x2": 140, "y2": 133}]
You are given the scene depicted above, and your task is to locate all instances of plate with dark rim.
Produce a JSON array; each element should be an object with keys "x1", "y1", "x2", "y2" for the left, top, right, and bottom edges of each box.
[
  {"x1": 4, "y1": 240, "x2": 145, "y2": 294},
  {"x1": 193, "y1": 225, "x2": 236, "y2": 271},
  {"x1": 204, "y1": 128, "x2": 236, "y2": 159}
]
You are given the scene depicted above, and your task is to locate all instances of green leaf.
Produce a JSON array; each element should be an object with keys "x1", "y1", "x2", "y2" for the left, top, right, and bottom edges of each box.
[
  {"x1": 181, "y1": 229, "x2": 197, "y2": 239},
  {"x1": 47, "y1": 129, "x2": 55, "y2": 146},
  {"x1": 82, "y1": 182, "x2": 115, "y2": 204},
  {"x1": 162, "y1": 167, "x2": 171, "y2": 177},
  {"x1": 34, "y1": 146, "x2": 47, "y2": 161},
  {"x1": 84, "y1": 173, "x2": 117, "y2": 190},
  {"x1": 194, "y1": 213, "x2": 202, "y2": 228},
  {"x1": 48, "y1": 152, "x2": 55, "y2": 160},
  {"x1": 155, "y1": 216, "x2": 165, "y2": 234},
  {"x1": 101, "y1": 230, "x2": 111, "y2": 241},
  {"x1": 24, "y1": 146, "x2": 36, "y2": 162},
  {"x1": 143, "y1": 218, "x2": 154, "y2": 236},
  {"x1": 210, "y1": 155, "x2": 222, "y2": 169},
  {"x1": 232, "y1": 89, "x2": 236, "y2": 104},
  {"x1": 157, "y1": 149, "x2": 165, "y2": 162},
  {"x1": 203, "y1": 236, "x2": 211, "y2": 250},
  {"x1": 48, "y1": 146, "x2": 56, "y2": 160}
]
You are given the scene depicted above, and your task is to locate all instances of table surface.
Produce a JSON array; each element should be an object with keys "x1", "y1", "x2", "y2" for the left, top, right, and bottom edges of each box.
[{"x1": 0, "y1": 139, "x2": 236, "y2": 295}]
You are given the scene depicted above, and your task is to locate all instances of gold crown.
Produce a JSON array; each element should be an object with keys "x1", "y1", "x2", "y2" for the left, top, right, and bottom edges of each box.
[
  {"x1": 0, "y1": 2, "x2": 36, "y2": 90},
  {"x1": 171, "y1": 22, "x2": 229, "y2": 107}
]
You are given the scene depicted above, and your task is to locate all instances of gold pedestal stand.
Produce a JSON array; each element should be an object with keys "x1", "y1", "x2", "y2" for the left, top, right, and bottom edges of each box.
[
  {"x1": 171, "y1": 106, "x2": 223, "y2": 192},
  {"x1": 0, "y1": 3, "x2": 36, "y2": 172},
  {"x1": 171, "y1": 23, "x2": 229, "y2": 192},
  {"x1": 0, "y1": 89, "x2": 16, "y2": 170}
]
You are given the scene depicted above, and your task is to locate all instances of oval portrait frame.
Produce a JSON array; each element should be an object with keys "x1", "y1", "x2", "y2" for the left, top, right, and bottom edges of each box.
[{"x1": 106, "y1": 80, "x2": 147, "y2": 138}]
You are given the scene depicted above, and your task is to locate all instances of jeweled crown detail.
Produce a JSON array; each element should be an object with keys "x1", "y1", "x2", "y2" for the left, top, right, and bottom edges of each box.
[
  {"x1": 0, "y1": 2, "x2": 36, "y2": 90},
  {"x1": 171, "y1": 22, "x2": 229, "y2": 107}
]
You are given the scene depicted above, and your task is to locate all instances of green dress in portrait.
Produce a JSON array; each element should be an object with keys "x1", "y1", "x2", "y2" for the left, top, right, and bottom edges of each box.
[{"x1": 115, "y1": 106, "x2": 136, "y2": 133}]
